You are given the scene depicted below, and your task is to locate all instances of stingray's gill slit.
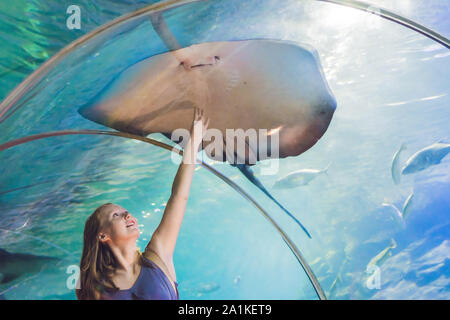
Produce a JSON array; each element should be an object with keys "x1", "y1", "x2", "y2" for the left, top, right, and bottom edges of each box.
[{"x1": 0, "y1": 129, "x2": 326, "y2": 300}]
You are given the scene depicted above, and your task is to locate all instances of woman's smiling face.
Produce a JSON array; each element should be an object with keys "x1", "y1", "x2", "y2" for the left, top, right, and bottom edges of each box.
[{"x1": 98, "y1": 204, "x2": 140, "y2": 243}]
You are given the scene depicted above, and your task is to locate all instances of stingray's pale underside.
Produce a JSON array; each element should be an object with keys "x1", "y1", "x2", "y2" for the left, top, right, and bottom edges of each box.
[{"x1": 79, "y1": 39, "x2": 336, "y2": 163}]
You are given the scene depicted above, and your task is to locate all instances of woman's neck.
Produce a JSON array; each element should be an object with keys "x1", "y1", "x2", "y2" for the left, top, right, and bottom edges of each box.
[{"x1": 109, "y1": 241, "x2": 139, "y2": 272}]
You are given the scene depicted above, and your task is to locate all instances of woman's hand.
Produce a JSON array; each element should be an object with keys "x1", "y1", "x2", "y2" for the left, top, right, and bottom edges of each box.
[{"x1": 189, "y1": 107, "x2": 210, "y2": 151}]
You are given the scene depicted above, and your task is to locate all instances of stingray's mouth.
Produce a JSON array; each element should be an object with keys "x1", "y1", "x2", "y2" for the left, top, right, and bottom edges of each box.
[
  {"x1": 190, "y1": 63, "x2": 214, "y2": 68},
  {"x1": 181, "y1": 56, "x2": 220, "y2": 69}
]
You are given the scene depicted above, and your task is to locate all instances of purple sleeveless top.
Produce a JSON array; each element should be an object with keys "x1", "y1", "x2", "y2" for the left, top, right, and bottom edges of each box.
[{"x1": 101, "y1": 256, "x2": 179, "y2": 300}]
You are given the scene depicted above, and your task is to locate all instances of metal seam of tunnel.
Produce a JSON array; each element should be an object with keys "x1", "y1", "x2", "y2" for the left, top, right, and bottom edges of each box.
[
  {"x1": 0, "y1": 0, "x2": 449, "y2": 122},
  {"x1": 0, "y1": 129, "x2": 327, "y2": 300}
]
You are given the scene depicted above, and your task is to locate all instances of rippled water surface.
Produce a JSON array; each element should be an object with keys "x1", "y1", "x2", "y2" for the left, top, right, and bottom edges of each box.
[{"x1": 0, "y1": 0, "x2": 449, "y2": 299}]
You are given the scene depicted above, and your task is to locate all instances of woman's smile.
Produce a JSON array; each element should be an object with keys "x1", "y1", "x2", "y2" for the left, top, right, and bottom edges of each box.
[{"x1": 126, "y1": 219, "x2": 137, "y2": 229}]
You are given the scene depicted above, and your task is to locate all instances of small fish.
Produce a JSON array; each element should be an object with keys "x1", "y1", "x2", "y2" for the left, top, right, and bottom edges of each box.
[
  {"x1": 328, "y1": 274, "x2": 341, "y2": 298},
  {"x1": 196, "y1": 282, "x2": 220, "y2": 294},
  {"x1": 0, "y1": 248, "x2": 58, "y2": 284},
  {"x1": 402, "y1": 192, "x2": 415, "y2": 220},
  {"x1": 273, "y1": 163, "x2": 331, "y2": 189},
  {"x1": 402, "y1": 141, "x2": 450, "y2": 175},
  {"x1": 382, "y1": 191, "x2": 415, "y2": 224},
  {"x1": 233, "y1": 275, "x2": 241, "y2": 285},
  {"x1": 391, "y1": 143, "x2": 407, "y2": 184},
  {"x1": 367, "y1": 239, "x2": 397, "y2": 268}
]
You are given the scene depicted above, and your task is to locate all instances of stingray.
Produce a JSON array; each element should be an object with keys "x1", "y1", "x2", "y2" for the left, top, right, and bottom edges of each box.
[
  {"x1": 78, "y1": 27, "x2": 336, "y2": 238},
  {"x1": 0, "y1": 248, "x2": 58, "y2": 284}
]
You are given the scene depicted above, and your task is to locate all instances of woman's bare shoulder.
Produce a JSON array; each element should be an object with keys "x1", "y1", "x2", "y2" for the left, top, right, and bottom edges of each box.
[
  {"x1": 143, "y1": 247, "x2": 172, "y2": 274},
  {"x1": 142, "y1": 247, "x2": 162, "y2": 265}
]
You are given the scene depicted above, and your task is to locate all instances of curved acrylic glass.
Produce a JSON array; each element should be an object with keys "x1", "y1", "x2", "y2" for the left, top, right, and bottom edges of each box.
[{"x1": 0, "y1": 0, "x2": 449, "y2": 299}]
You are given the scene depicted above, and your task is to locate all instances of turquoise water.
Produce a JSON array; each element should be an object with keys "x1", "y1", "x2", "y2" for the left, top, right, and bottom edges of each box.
[{"x1": 0, "y1": 0, "x2": 449, "y2": 299}]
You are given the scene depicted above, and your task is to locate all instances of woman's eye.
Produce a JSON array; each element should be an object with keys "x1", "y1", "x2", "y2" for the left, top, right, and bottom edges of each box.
[{"x1": 113, "y1": 213, "x2": 119, "y2": 217}]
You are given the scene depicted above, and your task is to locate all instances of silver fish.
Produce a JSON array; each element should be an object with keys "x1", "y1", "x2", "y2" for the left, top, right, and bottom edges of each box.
[
  {"x1": 391, "y1": 143, "x2": 407, "y2": 184},
  {"x1": 367, "y1": 239, "x2": 397, "y2": 268},
  {"x1": 402, "y1": 141, "x2": 450, "y2": 175},
  {"x1": 382, "y1": 191, "x2": 415, "y2": 224},
  {"x1": 273, "y1": 163, "x2": 331, "y2": 189}
]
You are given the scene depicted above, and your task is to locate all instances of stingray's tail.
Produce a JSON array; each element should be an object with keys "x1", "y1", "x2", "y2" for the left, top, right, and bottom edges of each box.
[{"x1": 236, "y1": 164, "x2": 312, "y2": 239}]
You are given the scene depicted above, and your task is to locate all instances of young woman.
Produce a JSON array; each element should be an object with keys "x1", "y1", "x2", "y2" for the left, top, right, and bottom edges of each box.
[{"x1": 76, "y1": 108, "x2": 209, "y2": 300}]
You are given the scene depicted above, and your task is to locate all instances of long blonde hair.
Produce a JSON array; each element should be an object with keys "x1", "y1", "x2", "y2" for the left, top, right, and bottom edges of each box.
[{"x1": 76, "y1": 203, "x2": 119, "y2": 300}]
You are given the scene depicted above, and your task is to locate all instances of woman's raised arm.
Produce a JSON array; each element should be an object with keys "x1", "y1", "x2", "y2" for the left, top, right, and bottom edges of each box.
[{"x1": 145, "y1": 108, "x2": 209, "y2": 263}]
